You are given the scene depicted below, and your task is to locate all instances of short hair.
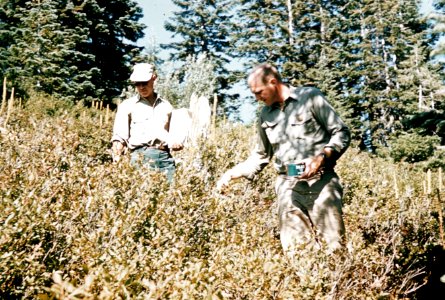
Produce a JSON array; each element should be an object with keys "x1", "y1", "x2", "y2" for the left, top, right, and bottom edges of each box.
[{"x1": 248, "y1": 63, "x2": 282, "y2": 84}]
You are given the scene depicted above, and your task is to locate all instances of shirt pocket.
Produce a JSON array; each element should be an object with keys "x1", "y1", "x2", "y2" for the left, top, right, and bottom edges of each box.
[
  {"x1": 131, "y1": 107, "x2": 152, "y2": 124},
  {"x1": 261, "y1": 120, "x2": 282, "y2": 144},
  {"x1": 130, "y1": 116, "x2": 151, "y2": 137},
  {"x1": 288, "y1": 113, "x2": 317, "y2": 139}
]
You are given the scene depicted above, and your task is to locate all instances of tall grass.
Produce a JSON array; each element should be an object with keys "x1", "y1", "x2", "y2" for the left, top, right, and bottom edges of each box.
[{"x1": 0, "y1": 93, "x2": 444, "y2": 299}]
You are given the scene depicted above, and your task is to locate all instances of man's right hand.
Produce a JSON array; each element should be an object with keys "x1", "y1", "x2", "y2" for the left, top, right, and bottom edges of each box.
[
  {"x1": 216, "y1": 172, "x2": 232, "y2": 192},
  {"x1": 112, "y1": 141, "x2": 125, "y2": 162},
  {"x1": 216, "y1": 169, "x2": 242, "y2": 193}
]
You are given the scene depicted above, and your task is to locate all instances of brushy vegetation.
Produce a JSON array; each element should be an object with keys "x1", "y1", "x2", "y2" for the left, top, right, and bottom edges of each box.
[{"x1": 1, "y1": 94, "x2": 444, "y2": 299}]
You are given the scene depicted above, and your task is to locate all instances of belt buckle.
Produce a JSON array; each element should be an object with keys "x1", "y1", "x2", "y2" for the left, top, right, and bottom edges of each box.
[
  {"x1": 148, "y1": 143, "x2": 166, "y2": 151},
  {"x1": 158, "y1": 144, "x2": 168, "y2": 151}
]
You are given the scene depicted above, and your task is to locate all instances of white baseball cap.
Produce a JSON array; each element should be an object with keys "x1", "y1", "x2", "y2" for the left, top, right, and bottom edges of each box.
[{"x1": 129, "y1": 63, "x2": 155, "y2": 82}]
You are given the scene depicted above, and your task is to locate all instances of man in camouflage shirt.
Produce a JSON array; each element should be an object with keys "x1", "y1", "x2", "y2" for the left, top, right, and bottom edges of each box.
[{"x1": 217, "y1": 63, "x2": 351, "y2": 253}]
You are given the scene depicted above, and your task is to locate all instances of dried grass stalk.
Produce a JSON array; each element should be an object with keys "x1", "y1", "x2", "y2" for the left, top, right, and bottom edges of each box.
[
  {"x1": 393, "y1": 171, "x2": 399, "y2": 199},
  {"x1": 437, "y1": 188, "x2": 444, "y2": 248},
  {"x1": 427, "y1": 169, "x2": 432, "y2": 195},
  {"x1": 212, "y1": 93, "x2": 218, "y2": 139},
  {"x1": 4, "y1": 87, "x2": 14, "y2": 125},
  {"x1": 1, "y1": 77, "x2": 7, "y2": 115}
]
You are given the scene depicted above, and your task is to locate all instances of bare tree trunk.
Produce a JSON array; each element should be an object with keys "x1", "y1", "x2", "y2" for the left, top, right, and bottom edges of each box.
[
  {"x1": 320, "y1": 6, "x2": 326, "y2": 62},
  {"x1": 286, "y1": 0, "x2": 294, "y2": 45},
  {"x1": 414, "y1": 47, "x2": 425, "y2": 110},
  {"x1": 418, "y1": 84, "x2": 424, "y2": 110}
]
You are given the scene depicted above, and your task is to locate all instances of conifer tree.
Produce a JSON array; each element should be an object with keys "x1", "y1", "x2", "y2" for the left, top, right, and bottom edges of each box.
[
  {"x1": 353, "y1": 0, "x2": 442, "y2": 148},
  {"x1": 77, "y1": 0, "x2": 145, "y2": 102},
  {"x1": 0, "y1": 0, "x2": 145, "y2": 103},
  {"x1": 229, "y1": 0, "x2": 289, "y2": 65},
  {"x1": 7, "y1": 0, "x2": 97, "y2": 101},
  {"x1": 0, "y1": 0, "x2": 31, "y2": 90},
  {"x1": 164, "y1": 0, "x2": 231, "y2": 74}
]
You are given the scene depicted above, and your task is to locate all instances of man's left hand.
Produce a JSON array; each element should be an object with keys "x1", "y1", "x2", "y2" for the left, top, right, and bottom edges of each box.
[
  {"x1": 299, "y1": 154, "x2": 325, "y2": 179},
  {"x1": 170, "y1": 143, "x2": 184, "y2": 151}
]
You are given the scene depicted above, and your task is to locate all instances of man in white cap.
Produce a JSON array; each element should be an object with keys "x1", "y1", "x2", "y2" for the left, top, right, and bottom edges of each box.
[{"x1": 111, "y1": 62, "x2": 183, "y2": 182}]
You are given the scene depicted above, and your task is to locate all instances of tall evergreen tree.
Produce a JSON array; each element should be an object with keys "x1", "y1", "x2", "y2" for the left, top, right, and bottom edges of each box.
[
  {"x1": 354, "y1": 0, "x2": 443, "y2": 148},
  {"x1": 7, "y1": 0, "x2": 97, "y2": 101},
  {"x1": 0, "y1": 0, "x2": 145, "y2": 103},
  {"x1": 0, "y1": 0, "x2": 31, "y2": 91},
  {"x1": 229, "y1": 0, "x2": 289, "y2": 65},
  {"x1": 77, "y1": 0, "x2": 145, "y2": 102}
]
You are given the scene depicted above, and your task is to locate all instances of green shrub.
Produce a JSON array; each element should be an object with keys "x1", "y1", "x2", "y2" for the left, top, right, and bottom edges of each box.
[
  {"x1": 422, "y1": 148, "x2": 445, "y2": 171},
  {"x1": 388, "y1": 132, "x2": 440, "y2": 163}
]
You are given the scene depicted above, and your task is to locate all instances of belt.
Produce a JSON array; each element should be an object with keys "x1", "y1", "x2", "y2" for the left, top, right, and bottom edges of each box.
[
  {"x1": 132, "y1": 144, "x2": 169, "y2": 152},
  {"x1": 278, "y1": 167, "x2": 335, "y2": 176}
]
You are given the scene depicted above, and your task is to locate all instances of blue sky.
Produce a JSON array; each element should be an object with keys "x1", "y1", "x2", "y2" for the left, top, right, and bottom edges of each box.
[{"x1": 136, "y1": 0, "x2": 177, "y2": 59}]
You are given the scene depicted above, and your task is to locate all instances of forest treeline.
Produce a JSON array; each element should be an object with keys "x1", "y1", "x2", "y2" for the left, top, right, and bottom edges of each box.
[{"x1": 1, "y1": 0, "x2": 445, "y2": 159}]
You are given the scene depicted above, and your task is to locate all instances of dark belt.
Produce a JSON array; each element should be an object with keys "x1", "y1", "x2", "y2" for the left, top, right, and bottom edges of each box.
[
  {"x1": 278, "y1": 167, "x2": 335, "y2": 176},
  {"x1": 132, "y1": 144, "x2": 169, "y2": 152}
]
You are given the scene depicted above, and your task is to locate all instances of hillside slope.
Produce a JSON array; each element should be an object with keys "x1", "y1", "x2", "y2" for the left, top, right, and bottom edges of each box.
[{"x1": 0, "y1": 95, "x2": 444, "y2": 299}]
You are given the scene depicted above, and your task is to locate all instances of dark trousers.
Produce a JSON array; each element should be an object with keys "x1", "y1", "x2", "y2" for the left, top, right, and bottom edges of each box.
[{"x1": 130, "y1": 147, "x2": 175, "y2": 183}]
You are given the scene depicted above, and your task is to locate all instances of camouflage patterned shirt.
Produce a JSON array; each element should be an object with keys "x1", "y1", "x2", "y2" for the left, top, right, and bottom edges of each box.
[{"x1": 233, "y1": 86, "x2": 351, "y2": 178}]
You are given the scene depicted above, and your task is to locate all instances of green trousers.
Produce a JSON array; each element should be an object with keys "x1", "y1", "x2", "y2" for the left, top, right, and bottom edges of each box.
[{"x1": 275, "y1": 171, "x2": 345, "y2": 253}]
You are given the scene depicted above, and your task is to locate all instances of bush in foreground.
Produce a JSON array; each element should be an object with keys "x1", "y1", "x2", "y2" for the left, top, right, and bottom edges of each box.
[{"x1": 0, "y1": 95, "x2": 444, "y2": 299}]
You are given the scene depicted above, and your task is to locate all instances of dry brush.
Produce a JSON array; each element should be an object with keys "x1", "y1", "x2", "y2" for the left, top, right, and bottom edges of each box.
[{"x1": 0, "y1": 93, "x2": 444, "y2": 299}]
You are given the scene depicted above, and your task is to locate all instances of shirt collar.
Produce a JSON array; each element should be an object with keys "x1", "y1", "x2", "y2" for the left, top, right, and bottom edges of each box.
[
  {"x1": 265, "y1": 86, "x2": 297, "y2": 111},
  {"x1": 287, "y1": 86, "x2": 298, "y2": 101},
  {"x1": 137, "y1": 93, "x2": 161, "y2": 106},
  {"x1": 280, "y1": 86, "x2": 298, "y2": 110}
]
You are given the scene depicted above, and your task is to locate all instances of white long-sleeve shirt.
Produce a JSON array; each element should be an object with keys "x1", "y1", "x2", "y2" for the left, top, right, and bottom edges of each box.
[{"x1": 111, "y1": 94, "x2": 174, "y2": 150}]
